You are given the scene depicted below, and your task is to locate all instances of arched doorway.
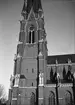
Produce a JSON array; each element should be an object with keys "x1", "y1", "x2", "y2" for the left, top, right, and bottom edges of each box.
[
  {"x1": 65, "y1": 90, "x2": 72, "y2": 105},
  {"x1": 30, "y1": 92, "x2": 35, "y2": 105},
  {"x1": 48, "y1": 91, "x2": 55, "y2": 105}
]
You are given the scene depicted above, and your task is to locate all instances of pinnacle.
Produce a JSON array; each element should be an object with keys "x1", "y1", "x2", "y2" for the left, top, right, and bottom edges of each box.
[{"x1": 22, "y1": 0, "x2": 26, "y2": 12}]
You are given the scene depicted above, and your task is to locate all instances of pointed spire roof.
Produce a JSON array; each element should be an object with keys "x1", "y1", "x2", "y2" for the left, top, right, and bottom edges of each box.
[
  {"x1": 22, "y1": 0, "x2": 43, "y2": 16},
  {"x1": 33, "y1": 0, "x2": 43, "y2": 13},
  {"x1": 26, "y1": 0, "x2": 33, "y2": 14}
]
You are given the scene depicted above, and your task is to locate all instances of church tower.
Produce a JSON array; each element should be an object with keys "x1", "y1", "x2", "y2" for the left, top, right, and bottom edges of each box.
[{"x1": 8, "y1": 0, "x2": 48, "y2": 105}]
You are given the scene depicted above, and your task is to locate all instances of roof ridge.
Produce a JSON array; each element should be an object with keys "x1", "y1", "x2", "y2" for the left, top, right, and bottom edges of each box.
[
  {"x1": 47, "y1": 54, "x2": 75, "y2": 64},
  {"x1": 48, "y1": 54, "x2": 75, "y2": 57}
]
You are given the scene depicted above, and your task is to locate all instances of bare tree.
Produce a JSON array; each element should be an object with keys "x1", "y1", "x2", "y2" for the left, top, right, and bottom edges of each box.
[{"x1": 0, "y1": 84, "x2": 7, "y2": 103}]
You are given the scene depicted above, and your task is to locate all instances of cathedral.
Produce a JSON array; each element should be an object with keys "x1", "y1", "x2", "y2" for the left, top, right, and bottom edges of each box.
[{"x1": 8, "y1": 0, "x2": 75, "y2": 105}]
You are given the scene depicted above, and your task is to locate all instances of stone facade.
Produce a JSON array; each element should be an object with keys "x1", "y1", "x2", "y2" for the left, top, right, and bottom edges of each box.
[
  {"x1": 44, "y1": 55, "x2": 75, "y2": 105},
  {"x1": 8, "y1": 0, "x2": 75, "y2": 105}
]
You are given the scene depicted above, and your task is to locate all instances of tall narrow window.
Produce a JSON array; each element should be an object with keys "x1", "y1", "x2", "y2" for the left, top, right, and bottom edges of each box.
[
  {"x1": 32, "y1": 82, "x2": 33, "y2": 86},
  {"x1": 32, "y1": 68, "x2": 34, "y2": 73},
  {"x1": 28, "y1": 25, "x2": 35, "y2": 44},
  {"x1": 29, "y1": 31, "x2": 31, "y2": 43},
  {"x1": 32, "y1": 31, "x2": 35, "y2": 43}
]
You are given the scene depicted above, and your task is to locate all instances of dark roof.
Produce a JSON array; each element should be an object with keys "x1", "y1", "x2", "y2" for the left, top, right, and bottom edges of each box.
[
  {"x1": 22, "y1": 0, "x2": 42, "y2": 15},
  {"x1": 47, "y1": 54, "x2": 75, "y2": 64},
  {"x1": 33, "y1": 0, "x2": 42, "y2": 13}
]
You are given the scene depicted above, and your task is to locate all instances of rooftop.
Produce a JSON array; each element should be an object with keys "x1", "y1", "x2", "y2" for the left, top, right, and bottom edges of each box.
[{"x1": 47, "y1": 54, "x2": 75, "y2": 64}]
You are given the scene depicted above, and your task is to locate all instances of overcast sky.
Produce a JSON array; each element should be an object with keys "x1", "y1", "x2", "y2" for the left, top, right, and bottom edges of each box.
[{"x1": 0, "y1": 0, "x2": 75, "y2": 97}]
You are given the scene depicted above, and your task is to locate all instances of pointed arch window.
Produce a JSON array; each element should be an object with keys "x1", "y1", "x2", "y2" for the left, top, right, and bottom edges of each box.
[
  {"x1": 28, "y1": 25, "x2": 35, "y2": 44},
  {"x1": 30, "y1": 92, "x2": 35, "y2": 105},
  {"x1": 65, "y1": 91, "x2": 72, "y2": 105},
  {"x1": 48, "y1": 91, "x2": 55, "y2": 105}
]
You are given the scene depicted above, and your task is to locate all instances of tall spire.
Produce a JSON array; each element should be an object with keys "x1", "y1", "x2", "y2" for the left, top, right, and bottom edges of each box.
[{"x1": 21, "y1": 0, "x2": 43, "y2": 17}]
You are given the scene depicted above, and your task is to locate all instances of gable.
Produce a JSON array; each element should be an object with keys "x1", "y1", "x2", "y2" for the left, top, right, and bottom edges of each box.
[{"x1": 28, "y1": 8, "x2": 36, "y2": 21}]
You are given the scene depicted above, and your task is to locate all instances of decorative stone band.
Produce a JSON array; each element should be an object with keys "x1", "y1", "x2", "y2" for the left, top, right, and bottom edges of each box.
[
  {"x1": 19, "y1": 86, "x2": 37, "y2": 89},
  {"x1": 18, "y1": 41, "x2": 23, "y2": 44},
  {"x1": 54, "y1": 97, "x2": 63, "y2": 100},
  {"x1": 47, "y1": 63, "x2": 75, "y2": 67},
  {"x1": 58, "y1": 98, "x2": 63, "y2": 100},
  {"x1": 22, "y1": 56, "x2": 44, "y2": 60},
  {"x1": 14, "y1": 85, "x2": 19, "y2": 87},
  {"x1": 44, "y1": 84, "x2": 56, "y2": 88},
  {"x1": 44, "y1": 83, "x2": 73, "y2": 88},
  {"x1": 12, "y1": 98, "x2": 17, "y2": 100},
  {"x1": 25, "y1": 42, "x2": 37, "y2": 45},
  {"x1": 14, "y1": 83, "x2": 73, "y2": 89},
  {"x1": 59, "y1": 83, "x2": 73, "y2": 87},
  {"x1": 22, "y1": 56, "x2": 37, "y2": 59},
  {"x1": 39, "y1": 98, "x2": 44, "y2": 100},
  {"x1": 39, "y1": 84, "x2": 44, "y2": 86}
]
